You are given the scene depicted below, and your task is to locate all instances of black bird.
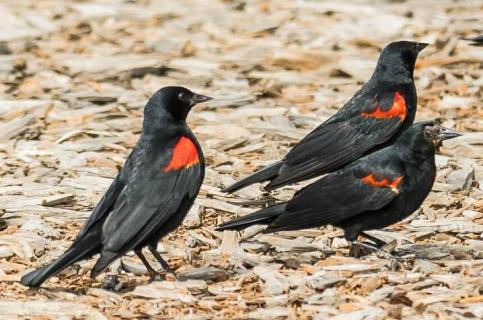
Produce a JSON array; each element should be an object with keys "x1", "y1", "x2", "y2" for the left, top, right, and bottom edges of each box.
[
  {"x1": 21, "y1": 86, "x2": 212, "y2": 287},
  {"x1": 217, "y1": 121, "x2": 461, "y2": 247},
  {"x1": 223, "y1": 41, "x2": 428, "y2": 193}
]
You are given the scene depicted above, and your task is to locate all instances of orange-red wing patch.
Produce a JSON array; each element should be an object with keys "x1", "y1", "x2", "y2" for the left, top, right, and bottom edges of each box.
[
  {"x1": 162, "y1": 136, "x2": 200, "y2": 172},
  {"x1": 361, "y1": 174, "x2": 403, "y2": 192},
  {"x1": 362, "y1": 92, "x2": 407, "y2": 121}
]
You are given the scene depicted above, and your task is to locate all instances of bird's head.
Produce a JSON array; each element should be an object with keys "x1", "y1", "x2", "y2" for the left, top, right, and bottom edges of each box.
[
  {"x1": 376, "y1": 41, "x2": 428, "y2": 78},
  {"x1": 147, "y1": 86, "x2": 212, "y2": 121},
  {"x1": 398, "y1": 120, "x2": 462, "y2": 155},
  {"x1": 422, "y1": 120, "x2": 462, "y2": 147}
]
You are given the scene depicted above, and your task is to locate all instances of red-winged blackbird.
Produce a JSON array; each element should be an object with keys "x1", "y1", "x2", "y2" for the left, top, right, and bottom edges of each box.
[
  {"x1": 217, "y1": 121, "x2": 461, "y2": 247},
  {"x1": 223, "y1": 41, "x2": 428, "y2": 193},
  {"x1": 21, "y1": 87, "x2": 211, "y2": 287}
]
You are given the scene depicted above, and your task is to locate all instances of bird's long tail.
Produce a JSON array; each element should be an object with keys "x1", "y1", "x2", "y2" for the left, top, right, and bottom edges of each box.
[
  {"x1": 216, "y1": 203, "x2": 287, "y2": 231},
  {"x1": 21, "y1": 233, "x2": 100, "y2": 287},
  {"x1": 222, "y1": 161, "x2": 282, "y2": 193}
]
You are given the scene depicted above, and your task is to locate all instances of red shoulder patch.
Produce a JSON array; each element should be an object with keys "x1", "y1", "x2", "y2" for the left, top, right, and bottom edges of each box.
[
  {"x1": 361, "y1": 174, "x2": 403, "y2": 192},
  {"x1": 162, "y1": 136, "x2": 200, "y2": 172},
  {"x1": 361, "y1": 92, "x2": 407, "y2": 121}
]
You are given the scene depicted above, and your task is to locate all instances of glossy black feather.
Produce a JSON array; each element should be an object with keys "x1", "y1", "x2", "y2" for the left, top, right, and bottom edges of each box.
[
  {"x1": 21, "y1": 86, "x2": 209, "y2": 287},
  {"x1": 223, "y1": 41, "x2": 427, "y2": 193},
  {"x1": 218, "y1": 121, "x2": 451, "y2": 243}
]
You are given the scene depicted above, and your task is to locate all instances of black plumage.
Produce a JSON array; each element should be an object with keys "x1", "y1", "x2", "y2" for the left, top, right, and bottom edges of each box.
[
  {"x1": 217, "y1": 121, "x2": 461, "y2": 244},
  {"x1": 21, "y1": 86, "x2": 211, "y2": 287},
  {"x1": 223, "y1": 41, "x2": 428, "y2": 193}
]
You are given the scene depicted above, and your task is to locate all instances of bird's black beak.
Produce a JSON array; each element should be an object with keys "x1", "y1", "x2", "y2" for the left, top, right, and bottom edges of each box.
[
  {"x1": 190, "y1": 93, "x2": 212, "y2": 107},
  {"x1": 437, "y1": 126, "x2": 462, "y2": 141},
  {"x1": 416, "y1": 42, "x2": 429, "y2": 53}
]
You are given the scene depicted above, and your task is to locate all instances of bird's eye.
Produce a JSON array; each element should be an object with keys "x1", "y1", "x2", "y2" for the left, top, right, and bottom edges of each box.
[
  {"x1": 423, "y1": 128, "x2": 434, "y2": 140},
  {"x1": 178, "y1": 93, "x2": 186, "y2": 100}
]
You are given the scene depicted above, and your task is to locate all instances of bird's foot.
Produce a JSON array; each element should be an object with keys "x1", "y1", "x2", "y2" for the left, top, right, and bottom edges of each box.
[
  {"x1": 376, "y1": 240, "x2": 405, "y2": 270},
  {"x1": 360, "y1": 232, "x2": 388, "y2": 248},
  {"x1": 148, "y1": 244, "x2": 175, "y2": 274},
  {"x1": 161, "y1": 264, "x2": 174, "y2": 274},
  {"x1": 147, "y1": 269, "x2": 176, "y2": 282},
  {"x1": 351, "y1": 240, "x2": 404, "y2": 271},
  {"x1": 376, "y1": 240, "x2": 398, "y2": 257},
  {"x1": 350, "y1": 241, "x2": 379, "y2": 257},
  {"x1": 147, "y1": 270, "x2": 165, "y2": 281},
  {"x1": 350, "y1": 240, "x2": 398, "y2": 258}
]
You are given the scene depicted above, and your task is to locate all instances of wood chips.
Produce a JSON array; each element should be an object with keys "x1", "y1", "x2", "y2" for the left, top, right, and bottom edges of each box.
[{"x1": 0, "y1": 0, "x2": 481, "y2": 319}]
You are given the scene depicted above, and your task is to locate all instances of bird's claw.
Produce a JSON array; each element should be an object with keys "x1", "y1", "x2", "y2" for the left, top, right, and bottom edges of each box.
[
  {"x1": 158, "y1": 262, "x2": 174, "y2": 274},
  {"x1": 350, "y1": 240, "x2": 402, "y2": 266},
  {"x1": 147, "y1": 270, "x2": 165, "y2": 281},
  {"x1": 350, "y1": 241, "x2": 379, "y2": 257}
]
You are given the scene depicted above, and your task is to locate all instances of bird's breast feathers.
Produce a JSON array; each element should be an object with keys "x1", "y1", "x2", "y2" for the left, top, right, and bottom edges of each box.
[
  {"x1": 162, "y1": 136, "x2": 200, "y2": 172},
  {"x1": 361, "y1": 92, "x2": 407, "y2": 121},
  {"x1": 361, "y1": 173, "x2": 404, "y2": 194}
]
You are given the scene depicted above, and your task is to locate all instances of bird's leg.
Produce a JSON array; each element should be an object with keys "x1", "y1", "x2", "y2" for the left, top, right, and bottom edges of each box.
[
  {"x1": 350, "y1": 240, "x2": 402, "y2": 270},
  {"x1": 350, "y1": 240, "x2": 380, "y2": 257},
  {"x1": 148, "y1": 244, "x2": 174, "y2": 273},
  {"x1": 360, "y1": 232, "x2": 399, "y2": 256},
  {"x1": 360, "y1": 232, "x2": 387, "y2": 248},
  {"x1": 135, "y1": 249, "x2": 159, "y2": 279}
]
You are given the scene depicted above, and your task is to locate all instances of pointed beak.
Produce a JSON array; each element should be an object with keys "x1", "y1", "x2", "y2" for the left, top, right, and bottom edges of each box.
[
  {"x1": 417, "y1": 42, "x2": 429, "y2": 53},
  {"x1": 190, "y1": 93, "x2": 213, "y2": 107},
  {"x1": 437, "y1": 126, "x2": 462, "y2": 141}
]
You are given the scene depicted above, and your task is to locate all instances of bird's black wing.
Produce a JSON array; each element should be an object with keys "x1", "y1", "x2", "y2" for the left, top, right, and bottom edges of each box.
[
  {"x1": 269, "y1": 90, "x2": 408, "y2": 188},
  {"x1": 100, "y1": 137, "x2": 203, "y2": 254},
  {"x1": 73, "y1": 149, "x2": 136, "y2": 242},
  {"x1": 266, "y1": 156, "x2": 405, "y2": 232}
]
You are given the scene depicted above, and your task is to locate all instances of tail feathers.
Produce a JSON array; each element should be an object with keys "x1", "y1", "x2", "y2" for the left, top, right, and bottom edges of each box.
[
  {"x1": 91, "y1": 251, "x2": 118, "y2": 279},
  {"x1": 216, "y1": 203, "x2": 287, "y2": 231},
  {"x1": 21, "y1": 234, "x2": 100, "y2": 287},
  {"x1": 264, "y1": 166, "x2": 323, "y2": 191},
  {"x1": 222, "y1": 161, "x2": 282, "y2": 193}
]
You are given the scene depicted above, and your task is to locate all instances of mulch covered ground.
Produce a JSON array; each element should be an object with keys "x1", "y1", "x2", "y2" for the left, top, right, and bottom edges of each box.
[{"x1": 0, "y1": 0, "x2": 481, "y2": 319}]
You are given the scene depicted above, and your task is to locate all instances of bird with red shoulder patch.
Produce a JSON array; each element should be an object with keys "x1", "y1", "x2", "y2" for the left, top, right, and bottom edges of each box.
[
  {"x1": 223, "y1": 41, "x2": 429, "y2": 193},
  {"x1": 217, "y1": 121, "x2": 461, "y2": 253},
  {"x1": 21, "y1": 87, "x2": 212, "y2": 287}
]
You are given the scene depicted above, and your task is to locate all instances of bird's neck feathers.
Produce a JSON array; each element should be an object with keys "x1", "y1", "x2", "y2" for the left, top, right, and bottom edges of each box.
[
  {"x1": 372, "y1": 52, "x2": 415, "y2": 85},
  {"x1": 396, "y1": 131, "x2": 434, "y2": 163},
  {"x1": 142, "y1": 100, "x2": 186, "y2": 136}
]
